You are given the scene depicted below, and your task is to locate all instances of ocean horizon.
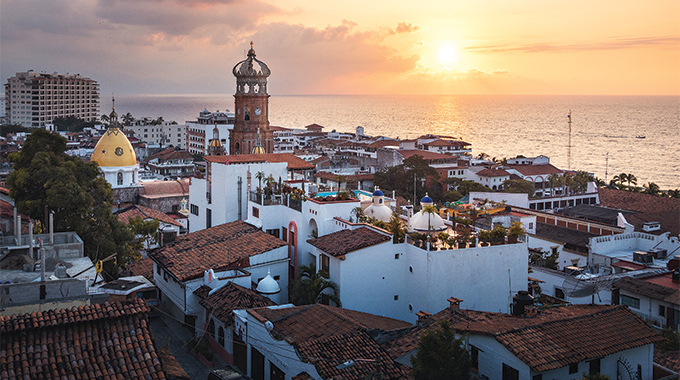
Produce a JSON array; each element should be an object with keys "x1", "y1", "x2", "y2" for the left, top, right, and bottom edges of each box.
[{"x1": 103, "y1": 94, "x2": 679, "y2": 189}]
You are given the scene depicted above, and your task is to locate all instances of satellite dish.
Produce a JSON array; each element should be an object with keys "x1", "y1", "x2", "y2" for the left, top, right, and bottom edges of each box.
[{"x1": 561, "y1": 271, "x2": 616, "y2": 299}]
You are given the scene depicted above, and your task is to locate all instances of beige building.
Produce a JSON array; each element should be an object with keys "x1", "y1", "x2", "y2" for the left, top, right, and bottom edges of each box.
[{"x1": 4, "y1": 70, "x2": 100, "y2": 127}]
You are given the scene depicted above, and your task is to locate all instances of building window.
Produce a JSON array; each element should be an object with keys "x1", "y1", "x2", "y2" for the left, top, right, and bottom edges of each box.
[
  {"x1": 659, "y1": 305, "x2": 666, "y2": 317},
  {"x1": 395, "y1": 253, "x2": 399, "y2": 259},
  {"x1": 502, "y1": 363, "x2": 519, "y2": 380},
  {"x1": 394, "y1": 295, "x2": 399, "y2": 301},
  {"x1": 163, "y1": 270, "x2": 168, "y2": 282},
  {"x1": 117, "y1": 172, "x2": 123, "y2": 186},
  {"x1": 588, "y1": 359, "x2": 600, "y2": 375},
  {"x1": 621, "y1": 295, "x2": 640, "y2": 309},
  {"x1": 532, "y1": 375, "x2": 543, "y2": 380},
  {"x1": 208, "y1": 319, "x2": 215, "y2": 339},
  {"x1": 282, "y1": 226, "x2": 288, "y2": 242},
  {"x1": 218, "y1": 327, "x2": 225, "y2": 346},
  {"x1": 156, "y1": 264, "x2": 161, "y2": 275},
  {"x1": 266, "y1": 229, "x2": 280, "y2": 238},
  {"x1": 470, "y1": 345, "x2": 479, "y2": 371},
  {"x1": 190, "y1": 204, "x2": 199, "y2": 216},
  {"x1": 529, "y1": 222, "x2": 534, "y2": 230},
  {"x1": 206, "y1": 208, "x2": 212, "y2": 228},
  {"x1": 270, "y1": 362, "x2": 285, "y2": 380},
  {"x1": 555, "y1": 288, "x2": 565, "y2": 300},
  {"x1": 253, "y1": 207, "x2": 259, "y2": 218},
  {"x1": 569, "y1": 363, "x2": 578, "y2": 374},
  {"x1": 320, "y1": 254, "x2": 330, "y2": 276}
]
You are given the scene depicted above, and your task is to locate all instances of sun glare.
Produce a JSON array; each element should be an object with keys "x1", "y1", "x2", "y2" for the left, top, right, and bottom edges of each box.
[{"x1": 438, "y1": 43, "x2": 458, "y2": 66}]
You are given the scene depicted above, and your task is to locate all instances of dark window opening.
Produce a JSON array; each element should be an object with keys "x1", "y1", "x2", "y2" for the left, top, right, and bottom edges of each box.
[
  {"x1": 569, "y1": 363, "x2": 578, "y2": 374},
  {"x1": 502, "y1": 363, "x2": 519, "y2": 380}
]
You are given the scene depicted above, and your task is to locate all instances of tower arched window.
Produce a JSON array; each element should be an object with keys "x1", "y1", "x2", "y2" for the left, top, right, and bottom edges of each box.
[
  {"x1": 117, "y1": 172, "x2": 123, "y2": 186},
  {"x1": 245, "y1": 110, "x2": 250, "y2": 121}
]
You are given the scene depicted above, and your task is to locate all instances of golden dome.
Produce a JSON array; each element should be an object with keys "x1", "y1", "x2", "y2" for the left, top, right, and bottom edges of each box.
[
  {"x1": 251, "y1": 145, "x2": 265, "y2": 154},
  {"x1": 91, "y1": 127, "x2": 137, "y2": 167},
  {"x1": 209, "y1": 139, "x2": 223, "y2": 147}
]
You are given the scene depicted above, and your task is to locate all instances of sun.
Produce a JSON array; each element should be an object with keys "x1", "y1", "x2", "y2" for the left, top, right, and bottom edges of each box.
[{"x1": 438, "y1": 43, "x2": 458, "y2": 66}]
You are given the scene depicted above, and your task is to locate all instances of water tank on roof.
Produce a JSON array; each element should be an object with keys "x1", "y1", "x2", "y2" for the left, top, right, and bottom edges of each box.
[{"x1": 512, "y1": 290, "x2": 534, "y2": 316}]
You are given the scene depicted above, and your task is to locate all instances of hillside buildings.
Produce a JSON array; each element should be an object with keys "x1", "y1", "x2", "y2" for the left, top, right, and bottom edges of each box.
[{"x1": 4, "y1": 70, "x2": 100, "y2": 128}]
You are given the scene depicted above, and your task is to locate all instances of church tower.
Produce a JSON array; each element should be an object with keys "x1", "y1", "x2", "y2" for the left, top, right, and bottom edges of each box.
[{"x1": 230, "y1": 42, "x2": 273, "y2": 155}]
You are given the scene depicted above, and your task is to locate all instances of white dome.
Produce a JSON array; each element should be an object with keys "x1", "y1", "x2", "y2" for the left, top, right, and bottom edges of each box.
[
  {"x1": 365, "y1": 203, "x2": 393, "y2": 222},
  {"x1": 408, "y1": 194, "x2": 446, "y2": 232},
  {"x1": 256, "y1": 271, "x2": 280, "y2": 294},
  {"x1": 409, "y1": 209, "x2": 447, "y2": 232}
]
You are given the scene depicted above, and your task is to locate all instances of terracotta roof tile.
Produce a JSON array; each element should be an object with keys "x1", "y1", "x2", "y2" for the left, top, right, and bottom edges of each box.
[
  {"x1": 199, "y1": 282, "x2": 276, "y2": 325},
  {"x1": 297, "y1": 331, "x2": 408, "y2": 380},
  {"x1": 477, "y1": 168, "x2": 510, "y2": 177},
  {"x1": 598, "y1": 188, "x2": 680, "y2": 236},
  {"x1": 383, "y1": 304, "x2": 661, "y2": 373},
  {"x1": 397, "y1": 149, "x2": 457, "y2": 161},
  {"x1": 156, "y1": 347, "x2": 190, "y2": 380},
  {"x1": 148, "y1": 221, "x2": 286, "y2": 282},
  {"x1": 204, "y1": 153, "x2": 314, "y2": 170},
  {"x1": 128, "y1": 257, "x2": 155, "y2": 282},
  {"x1": 507, "y1": 164, "x2": 563, "y2": 176},
  {"x1": 614, "y1": 275, "x2": 680, "y2": 306},
  {"x1": 116, "y1": 204, "x2": 182, "y2": 227},
  {"x1": 422, "y1": 139, "x2": 470, "y2": 147},
  {"x1": 141, "y1": 179, "x2": 190, "y2": 198},
  {"x1": 146, "y1": 148, "x2": 193, "y2": 162},
  {"x1": 249, "y1": 304, "x2": 411, "y2": 345},
  {"x1": 291, "y1": 372, "x2": 313, "y2": 380},
  {"x1": 307, "y1": 227, "x2": 391, "y2": 257},
  {"x1": 0, "y1": 299, "x2": 167, "y2": 380}
]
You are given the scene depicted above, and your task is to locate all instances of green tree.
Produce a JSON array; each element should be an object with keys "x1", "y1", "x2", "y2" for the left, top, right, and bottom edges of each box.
[
  {"x1": 411, "y1": 320, "x2": 470, "y2": 380},
  {"x1": 255, "y1": 171, "x2": 265, "y2": 189},
  {"x1": 643, "y1": 182, "x2": 661, "y2": 196},
  {"x1": 6, "y1": 129, "x2": 134, "y2": 274},
  {"x1": 0, "y1": 124, "x2": 30, "y2": 137},
  {"x1": 121, "y1": 112, "x2": 135, "y2": 126},
  {"x1": 290, "y1": 263, "x2": 341, "y2": 307},
  {"x1": 503, "y1": 179, "x2": 535, "y2": 196},
  {"x1": 125, "y1": 216, "x2": 161, "y2": 253},
  {"x1": 52, "y1": 116, "x2": 93, "y2": 132},
  {"x1": 581, "y1": 373, "x2": 611, "y2": 380}
]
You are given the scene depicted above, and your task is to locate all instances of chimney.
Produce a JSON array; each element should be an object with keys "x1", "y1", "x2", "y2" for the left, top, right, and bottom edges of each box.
[
  {"x1": 416, "y1": 311, "x2": 431, "y2": 326},
  {"x1": 447, "y1": 297, "x2": 463, "y2": 310}
]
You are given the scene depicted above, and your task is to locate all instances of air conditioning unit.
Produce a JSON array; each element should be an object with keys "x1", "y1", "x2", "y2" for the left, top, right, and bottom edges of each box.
[
  {"x1": 642, "y1": 221, "x2": 661, "y2": 232},
  {"x1": 633, "y1": 251, "x2": 654, "y2": 264},
  {"x1": 648, "y1": 249, "x2": 667, "y2": 259}
]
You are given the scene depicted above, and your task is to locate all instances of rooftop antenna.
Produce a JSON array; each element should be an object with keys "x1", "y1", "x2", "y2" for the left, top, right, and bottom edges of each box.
[
  {"x1": 605, "y1": 152, "x2": 609, "y2": 183},
  {"x1": 567, "y1": 110, "x2": 572, "y2": 171}
]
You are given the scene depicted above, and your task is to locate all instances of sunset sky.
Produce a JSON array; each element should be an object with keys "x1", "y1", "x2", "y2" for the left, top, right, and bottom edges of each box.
[{"x1": 1, "y1": 0, "x2": 678, "y2": 95}]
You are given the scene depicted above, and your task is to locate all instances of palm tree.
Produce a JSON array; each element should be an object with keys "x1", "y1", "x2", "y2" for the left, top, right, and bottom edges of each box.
[
  {"x1": 122, "y1": 112, "x2": 135, "y2": 126},
  {"x1": 612, "y1": 173, "x2": 626, "y2": 189},
  {"x1": 668, "y1": 189, "x2": 680, "y2": 198},
  {"x1": 643, "y1": 182, "x2": 661, "y2": 196},
  {"x1": 351, "y1": 206, "x2": 368, "y2": 223},
  {"x1": 255, "y1": 171, "x2": 265, "y2": 189},
  {"x1": 100, "y1": 114, "x2": 110, "y2": 124},
  {"x1": 387, "y1": 214, "x2": 406, "y2": 243},
  {"x1": 290, "y1": 263, "x2": 341, "y2": 307},
  {"x1": 625, "y1": 173, "x2": 637, "y2": 191},
  {"x1": 594, "y1": 177, "x2": 606, "y2": 187}
]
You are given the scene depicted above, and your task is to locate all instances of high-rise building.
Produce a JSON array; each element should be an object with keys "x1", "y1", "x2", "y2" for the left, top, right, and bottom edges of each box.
[
  {"x1": 4, "y1": 70, "x2": 100, "y2": 128},
  {"x1": 230, "y1": 42, "x2": 273, "y2": 154}
]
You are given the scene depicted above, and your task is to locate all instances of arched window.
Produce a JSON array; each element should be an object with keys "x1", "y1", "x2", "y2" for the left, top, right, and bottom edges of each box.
[
  {"x1": 245, "y1": 110, "x2": 250, "y2": 121},
  {"x1": 208, "y1": 318, "x2": 215, "y2": 339},
  {"x1": 218, "y1": 327, "x2": 225, "y2": 346},
  {"x1": 117, "y1": 172, "x2": 123, "y2": 186}
]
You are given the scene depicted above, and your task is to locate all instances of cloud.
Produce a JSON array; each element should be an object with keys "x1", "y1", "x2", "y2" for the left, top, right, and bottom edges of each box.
[{"x1": 466, "y1": 36, "x2": 680, "y2": 54}]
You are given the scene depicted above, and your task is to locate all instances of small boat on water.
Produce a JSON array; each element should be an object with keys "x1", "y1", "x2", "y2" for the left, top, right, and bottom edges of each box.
[{"x1": 636, "y1": 135, "x2": 646, "y2": 139}]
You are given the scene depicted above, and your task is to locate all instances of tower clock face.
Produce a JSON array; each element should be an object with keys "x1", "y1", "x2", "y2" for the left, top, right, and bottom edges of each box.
[{"x1": 254, "y1": 108, "x2": 262, "y2": 116}]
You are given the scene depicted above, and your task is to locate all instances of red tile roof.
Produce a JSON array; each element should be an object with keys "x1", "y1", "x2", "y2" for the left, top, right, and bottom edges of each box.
[
  {"x1": 291, "y1": 372, "x2": 313, "y2": 380},
  {"x1": 307, "y1": 227, "x2": 391, "y2": 257},
  {"x1": 141, "y1": 179, "x2": 190, "y2": 198},
  {"x1": 0, "y1": 299, "x2": 168, "y2": 380},
  {"x1": 128, "y1": 257, "x2": 155, "y2": 282},
  {"x1": 476, "y1": 168, "x2": 510, "y2": 177},
  {"x1": 383, "y1": 304, "x2": 660, "y2": 373},
  {"x1": 116, "y1": 204, "x2": 182, "y2": 227},
  {"x1": 199, "y1": 282, "x2": 277, "y2": 325},
  {"x1": 598, "y1": 188, "x2": 680, "y2": 235},
  {"x1": 149, "y1": 220, "x2": 286, "y2": 282},
  {"x1": 146, "y1": 147, "x2": 193, "y2": 162},
  {"x1": 507, "y1": 164, "x2": 563, "y2": 176},
  {"x1": 204, "y1": 153, "x2": 315, "y2": 170},
  {"x1": 157, "y1": 347, "x2": 190, "y2": 380},
  {"x1": 397, "y1": 149, "x2": 457, "y2": 161},
  {"x1": 366, "y1": 140, "x2": 400, "y2": 149},
  {"x1": 422, "y1": 139, "x2": 470, "y2": 147},
  {"x1": 614, "y1": 275, "x2": 680, "y2": 306},
  {"x1": 248, "y1": 304, "x2": 411, "y2": 345},
  {"x1": 297, "y1": 331, "x2": 408, "y2": 380}
]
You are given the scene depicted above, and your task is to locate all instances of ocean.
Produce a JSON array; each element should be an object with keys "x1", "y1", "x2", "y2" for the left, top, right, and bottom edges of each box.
[{"x1": 103, "y1": 94, "x2": 679, "y2": 189}]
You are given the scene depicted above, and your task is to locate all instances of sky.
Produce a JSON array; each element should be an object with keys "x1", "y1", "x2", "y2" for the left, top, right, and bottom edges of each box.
[{"x1": 1, "y1": 0, "x2": 678, "y2": 96}]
